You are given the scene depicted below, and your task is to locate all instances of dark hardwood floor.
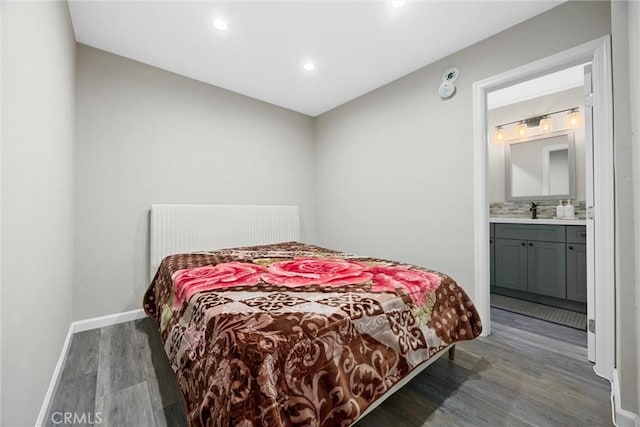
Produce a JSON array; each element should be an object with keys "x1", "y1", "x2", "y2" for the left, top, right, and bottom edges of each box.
[
  {"x1": 45, "y1": 308, "x2": 612, "y2": 426},
  {"x1": 356, "y1": 308, "x2": 610, "y2": 426}
]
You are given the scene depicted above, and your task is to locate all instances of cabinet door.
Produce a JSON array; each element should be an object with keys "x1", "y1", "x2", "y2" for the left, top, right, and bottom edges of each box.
[
  {"x1": 494, "y1": 239, "x2": 527, "y2": 291},
  {"x1": 490, "y1": 224, "x2": 495, "y2": 287},
  {"x1": 566, "y1": 243, "x2": 587, "y2": 302},
  {"x1": 490, "y1": 236, "x2": 495, "y2": 288},
  {"x1": 527, "y1": 241, "x2": 566, "y2": 298}
]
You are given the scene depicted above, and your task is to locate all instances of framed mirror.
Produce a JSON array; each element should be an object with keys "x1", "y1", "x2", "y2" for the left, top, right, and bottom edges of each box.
[{"x1": 505, "y1": 129, "x2": 576, "y2": 201}]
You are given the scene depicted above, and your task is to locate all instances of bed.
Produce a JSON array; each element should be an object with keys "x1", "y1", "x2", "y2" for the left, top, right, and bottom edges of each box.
[{"x1": 143, "y1": 204, "x2": 482, "y2": 426}]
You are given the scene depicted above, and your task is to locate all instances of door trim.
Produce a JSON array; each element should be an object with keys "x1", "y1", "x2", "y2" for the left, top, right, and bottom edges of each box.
[
  {"x1": 0, "y1": 3, "x2": 4, "y2": 423},
  {"x1": 583, "y1": 64, "x2": 595, "y2": 362},
  {"x1": 472, "y1": 36, "x2": 615, "y2": 380}
]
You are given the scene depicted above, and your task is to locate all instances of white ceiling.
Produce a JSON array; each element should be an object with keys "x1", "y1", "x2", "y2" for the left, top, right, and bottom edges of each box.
[{"x1": 68, "y1": 1, "x2": 565, "y2": 117}]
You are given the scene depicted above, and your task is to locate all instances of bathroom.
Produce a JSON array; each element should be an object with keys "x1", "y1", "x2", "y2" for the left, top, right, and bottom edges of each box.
[{"x1": 486, "y1": 65, "x2": 590, "y2": 347}]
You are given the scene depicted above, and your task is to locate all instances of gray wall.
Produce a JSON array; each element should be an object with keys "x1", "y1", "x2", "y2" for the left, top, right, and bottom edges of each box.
[
  {"x1": 74, "y1": 45, "x2": 315, "y2": 320},
  {"x1": 3, "y1": 0, "x2": 634, "y2": 422},
  {"x1": 1, "y1": 2, "x2": 76, "y2": 425},
  {"x1": 630, "y1": 0, "x2": 640, "y2": 413},
  {"x1": 612, "y1": 0, "x2": 639, "y2": 414},
  {"x1": 315, "y1": 1, "x2": 610, "y2": 297},
  {"x1": 628, "y1": 2, "x2": 640, "y2": 414}
]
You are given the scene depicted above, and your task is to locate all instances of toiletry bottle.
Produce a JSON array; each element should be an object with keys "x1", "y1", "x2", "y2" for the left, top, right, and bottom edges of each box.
[
  {"x1": 556, "y1": 200, "x2": 565, "y2": 218},
  {"x1": 565, "y1": 199, "x2": 574, "y2": 219}
]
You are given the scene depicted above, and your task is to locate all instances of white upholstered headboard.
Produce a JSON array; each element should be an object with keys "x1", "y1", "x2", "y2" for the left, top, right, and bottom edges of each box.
[{"x1": 149, "y1": 204, "x2": 300, "y2": 278}]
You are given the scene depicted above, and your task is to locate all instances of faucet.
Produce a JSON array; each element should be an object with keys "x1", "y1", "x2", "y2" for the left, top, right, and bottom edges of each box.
[{"x1": 529, "y1": 202, "x2": 538, "y2": 219}]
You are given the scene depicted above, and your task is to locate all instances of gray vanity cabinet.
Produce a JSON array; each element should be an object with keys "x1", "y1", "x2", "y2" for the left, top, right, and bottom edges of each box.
[
  {"x1": 490, "y1": 224, "x2": 495, "y2": 288},
  {"x1": 526, "y1": 241, "x2": 566, "y2": 298},
  {"x1": 494, "y1": 238, "x2": 528, "y2": 291},
  {"x1": 566, "y1": 226, "x2": 587, "y2": 303},
  {"x1": 494, "y1": 229, "x2": 565, "y2": 298},
  {"x1": 492, "y1": 222, "x2": 586, "y2": 310}
]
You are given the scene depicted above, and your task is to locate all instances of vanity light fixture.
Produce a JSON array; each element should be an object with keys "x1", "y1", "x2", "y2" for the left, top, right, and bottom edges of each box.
[
  {"x1": 492, "y1": 107, "x2": 580, "y2": 143},
  {"x1": 391, "y1": 1, "x2": 407, "y2": 8}
]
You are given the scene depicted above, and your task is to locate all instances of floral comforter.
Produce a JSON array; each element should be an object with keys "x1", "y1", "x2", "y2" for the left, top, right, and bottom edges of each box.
[{"x1": 143, "y1": 242, "x2": 482, "y2": 427}]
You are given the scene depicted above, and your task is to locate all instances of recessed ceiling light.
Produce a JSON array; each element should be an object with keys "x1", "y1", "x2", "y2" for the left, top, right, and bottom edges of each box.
[
  {"x1": 212, "y1": 18, "x2": 228, "y2": 31},
  {"x1": 391, "y1": 1, "x2": 407, "y2": 8},
  {"x1": 303, "y1": 62, "x2": 315, "y2": 71}
]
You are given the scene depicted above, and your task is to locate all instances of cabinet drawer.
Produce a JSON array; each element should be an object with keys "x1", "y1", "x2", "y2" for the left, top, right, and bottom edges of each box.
[
  {"x1": 494, "y1": 224, "x2": 565, "y2": 243},
  {"x1": 566, "y1": 226, "x2": 587, "y2": 244}
]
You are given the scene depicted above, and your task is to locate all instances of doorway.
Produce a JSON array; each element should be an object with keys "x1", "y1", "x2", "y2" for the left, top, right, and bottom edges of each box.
[
  {"x1": 487, "y1": 64, "x2": 591, "y2": 357},
  {"x1": 472, "y1": 36, "x2": 614, "y2": 380}
]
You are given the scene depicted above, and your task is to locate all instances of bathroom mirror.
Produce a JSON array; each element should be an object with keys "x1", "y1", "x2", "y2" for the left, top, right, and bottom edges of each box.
[{"x1": 505, "y1": 129, "x2": 576, "y2": 201}]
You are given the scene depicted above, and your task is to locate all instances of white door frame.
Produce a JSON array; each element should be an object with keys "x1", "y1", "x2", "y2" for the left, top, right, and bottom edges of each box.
[
  {"x1": 472, "y1": 36, "x2": 615, "y2": 380},
  {"x1": 0, "y1": 2, "x2": 4, "y2": 422}
]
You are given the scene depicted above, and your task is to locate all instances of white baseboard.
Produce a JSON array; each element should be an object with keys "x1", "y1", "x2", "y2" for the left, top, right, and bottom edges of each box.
[
  {"x1": 36, "y1": 308, "x2": 149, "y2": 426},
  {"x1": 73, "y1": 308, "x2": 147, "y2": 333},
  {"x1": 612, "y1": 368, "x2": 640, "y2": 427},
  {"x1": 35, "y1": 325, "x2": 74, "y2": 427}
]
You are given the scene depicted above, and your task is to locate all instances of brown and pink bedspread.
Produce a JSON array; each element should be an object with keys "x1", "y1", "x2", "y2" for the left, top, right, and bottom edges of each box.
[{"x1": 143, "y1": 242, "x2": 482, "y2": 426}]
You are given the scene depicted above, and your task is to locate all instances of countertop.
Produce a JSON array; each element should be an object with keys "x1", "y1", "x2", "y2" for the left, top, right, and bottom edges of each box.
[{"x1": 489, "y1": 217, "x2": 587, "y2": 226}]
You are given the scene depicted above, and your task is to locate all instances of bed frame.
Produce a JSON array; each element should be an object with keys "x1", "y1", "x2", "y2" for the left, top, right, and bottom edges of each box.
[
  {"x1": 357, "y1": 344, "x2": 455, "y2": 421},
  {"x1": 148, "y1": 203, "x2": 454, "y2": 425}
]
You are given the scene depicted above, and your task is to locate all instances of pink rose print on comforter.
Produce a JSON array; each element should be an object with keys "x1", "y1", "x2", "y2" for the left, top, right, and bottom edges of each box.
[
  {"x1": 172, "y1": 262, "x2": 265, "y2": 310},
  {"x1": 368, "y1": 265, "x2": 441, "y2": 306},
  {"x1": 261, "y1": 258, "x2": 373, "y2": 287}
]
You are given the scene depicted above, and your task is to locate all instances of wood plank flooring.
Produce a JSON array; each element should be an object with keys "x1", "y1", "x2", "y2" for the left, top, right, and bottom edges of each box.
[
  {"x1": 44, "y1": 320, "x2": 185, "y2": 427},
  {"x1": 45, "y1": 308, "x2": 611, "y2": 426}
]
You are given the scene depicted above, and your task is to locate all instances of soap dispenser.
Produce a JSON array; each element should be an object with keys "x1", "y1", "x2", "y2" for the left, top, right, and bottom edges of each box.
[
  {"x1": 556, "y1": 200, "x2": 565, "y2": 219},
  {"x1": 565, "y1": 199, "x2": 574, "y2": 219}
]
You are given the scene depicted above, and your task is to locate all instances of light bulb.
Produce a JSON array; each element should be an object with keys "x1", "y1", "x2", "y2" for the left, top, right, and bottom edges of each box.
[
  {"x1": 391, "y1": 1, "x2": 407, "y2": 8},
  {"x1": 515, "y1": 123, "x2": 528, "y2": 138},
  {"x1": 493, "y1": 127, "x2": 507, "y2": 143},
  {"x1": 567, "y1": 110, "x2": 580, "y2": 128},
  {"x1": 539, "y1": 117, "x2": 553, "y2": 132}
]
